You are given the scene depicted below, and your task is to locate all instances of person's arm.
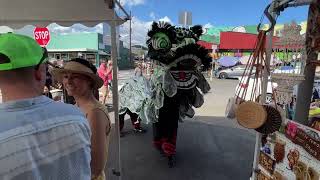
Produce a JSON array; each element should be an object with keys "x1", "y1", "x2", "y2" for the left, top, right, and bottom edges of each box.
[
  {"x1": 87, "y1": 108, "x2": 111, "y2": 176},
  {"x1": 105, "y1": 68, "x2": 112, "y2": 76}
]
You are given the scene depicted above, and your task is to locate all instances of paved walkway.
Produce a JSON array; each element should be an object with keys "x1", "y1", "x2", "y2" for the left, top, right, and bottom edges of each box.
[
  {"x1": 106, "y1": 118, "x2": 255, "y2": 180},
  {"x1": 105, "y1": 77, "x2": 256, "y2": 180}
]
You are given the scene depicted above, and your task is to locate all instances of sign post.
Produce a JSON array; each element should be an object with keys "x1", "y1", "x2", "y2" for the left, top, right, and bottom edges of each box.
[{"x1": 33, "y1": 27, "x2": 50, "y2": 47}]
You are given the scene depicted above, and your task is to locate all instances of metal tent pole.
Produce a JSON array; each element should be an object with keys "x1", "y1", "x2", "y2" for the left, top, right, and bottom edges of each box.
[
  {"x1": 111, "y1": 6, "x2": 122, "y2": 180},
  {"x1": 129, "y1": 11, "x2": 132, "y2": 62},
  {"x1": 251, "y1": 6, "x2": 276, "y2": 179}
]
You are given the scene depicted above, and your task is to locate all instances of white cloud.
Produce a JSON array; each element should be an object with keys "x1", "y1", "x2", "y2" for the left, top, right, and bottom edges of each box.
[
  {"x1": 120, "y1": 0, "x2": 145, "y2": 6},
  {"x1": 232, "y1": 26, "x2": 246, "y2": 33},
  {"x1": 47, "y1": 23, "x2": 103, "y2": 34},
  {"x1": 149, "y1": 12, "x2": 156, "y2": 20},
  {"x1": 203, "y1": 23, "x2": 213, "y2": 29},
  {"x1": 202, "y1": 23, "x2": 214, "y2": 34},
  {"x1": 120, "y1": 16, "x2": 173, "y2": 47},
  {"x1": 158, "y1": 16, "x2": 172, "y2": 24},
  {"x1": 120, "y1": 16, "x2": 153, "y2": 47},
  {"x1": 43, "y1": 16, "x2": 173, "y2": 47}
]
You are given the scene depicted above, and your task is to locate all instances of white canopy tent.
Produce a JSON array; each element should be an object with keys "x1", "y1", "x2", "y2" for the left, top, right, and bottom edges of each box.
[
  {"x1": 0, "y1": 0, "x2": 126, "y2": 28},
  {"x1": 0, "y1": 0, "x2": 128, "y2": 179}
]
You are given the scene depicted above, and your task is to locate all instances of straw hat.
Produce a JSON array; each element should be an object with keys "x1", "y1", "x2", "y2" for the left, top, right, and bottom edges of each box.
[
  {"x1": 235, "y1": 101, "x2": 267, "y2": 129},
  {"x1": 51, "y1": 59, "x2": 104, "y2": 89}
]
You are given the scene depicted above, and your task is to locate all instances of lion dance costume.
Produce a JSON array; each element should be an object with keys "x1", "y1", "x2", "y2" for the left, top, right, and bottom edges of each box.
[{"x1": 140, "y1": 22, "x2": 211, "y2": 167}]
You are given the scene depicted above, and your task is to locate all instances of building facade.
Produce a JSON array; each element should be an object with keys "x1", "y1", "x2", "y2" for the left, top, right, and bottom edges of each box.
[{"x1": 46, "y1": 33, "x2": 109, "y2": 66}]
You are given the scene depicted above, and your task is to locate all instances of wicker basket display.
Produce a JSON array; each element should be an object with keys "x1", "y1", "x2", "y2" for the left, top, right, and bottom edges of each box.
[
  {"x1": 235, "y1": 101, "x2": 267, "y2": 129},
  {"x1": 255, "y1": 105, "x2": 282, "y2": 134}
]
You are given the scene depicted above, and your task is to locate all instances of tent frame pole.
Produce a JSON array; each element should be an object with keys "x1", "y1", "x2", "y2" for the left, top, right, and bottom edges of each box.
[
  {"x1": 251, "y1": 2, "x2": 276, "y2": 179},
  {"x1": 111, "y1": 5, "x2": 122, "y2": 180}
]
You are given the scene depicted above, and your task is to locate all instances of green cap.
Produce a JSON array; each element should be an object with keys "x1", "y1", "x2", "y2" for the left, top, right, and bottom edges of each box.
[{"x1": 0, "y1": 33, "x2": 46, "y2": 71}]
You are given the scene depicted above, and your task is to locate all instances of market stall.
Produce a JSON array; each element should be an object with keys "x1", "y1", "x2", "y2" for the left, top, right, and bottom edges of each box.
[
  {"x1": 258, "y1": 119, "x2": 320, "y2": 180},
  {"x1": 251, "y1": 1, "x2": 320, "y2": 179},
  {"x1": 224, "y1": 0, "x2": 319, "y2": 179}
]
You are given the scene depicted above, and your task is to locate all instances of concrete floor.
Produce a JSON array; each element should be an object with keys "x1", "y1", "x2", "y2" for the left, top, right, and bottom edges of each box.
[{"x1": 105, "y1": 77, "x2": 256, "y2": 180}]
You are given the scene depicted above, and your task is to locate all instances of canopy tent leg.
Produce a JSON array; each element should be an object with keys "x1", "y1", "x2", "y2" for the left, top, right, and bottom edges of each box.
[
  {"x1": 251, "y1": 4, "x2": 276, "y2": 179},
  {"x1": 110, "y1": 7, "x2": 122, "y2": 180}
]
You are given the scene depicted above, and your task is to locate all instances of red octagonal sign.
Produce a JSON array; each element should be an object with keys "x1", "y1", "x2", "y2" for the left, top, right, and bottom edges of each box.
[{"x1": 33, "y1": 27, "x2": 50, "y2": 47}]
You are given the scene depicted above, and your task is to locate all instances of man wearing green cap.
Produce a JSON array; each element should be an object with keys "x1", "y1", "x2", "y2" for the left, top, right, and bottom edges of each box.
[{"x1": 0, "y1": 33, "x2": 91, "y2": 179}]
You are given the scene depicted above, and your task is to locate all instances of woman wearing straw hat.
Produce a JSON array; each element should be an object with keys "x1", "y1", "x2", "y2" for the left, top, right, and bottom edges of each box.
[{"x1": 51, "y1": 58, "x2": 111, "y2": 180}]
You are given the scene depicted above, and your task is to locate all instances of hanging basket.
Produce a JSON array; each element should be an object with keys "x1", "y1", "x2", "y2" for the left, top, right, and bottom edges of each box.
[
  {"x1": 235, "y1": 101, "x2": 267, "y2": 129},
  {"x1": 255, "y1": 105, "x2": 282, "y2": 134}
]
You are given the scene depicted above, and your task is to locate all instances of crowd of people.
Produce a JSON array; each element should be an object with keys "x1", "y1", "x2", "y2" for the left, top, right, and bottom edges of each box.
[
  {"x1": 0, "y1": 34, "x2": 110, "y2": 179},
  {"x1": 0, "y1": 33, "x2": 157, "y2": 180},
  {"x1": 0, "y1": 21, "x2": 210, "y2": 178}
]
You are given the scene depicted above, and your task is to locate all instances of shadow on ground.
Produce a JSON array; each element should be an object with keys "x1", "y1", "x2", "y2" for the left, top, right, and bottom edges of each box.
[{"x1": 106, "y1": 116, "x2": 256, "y2": 180}]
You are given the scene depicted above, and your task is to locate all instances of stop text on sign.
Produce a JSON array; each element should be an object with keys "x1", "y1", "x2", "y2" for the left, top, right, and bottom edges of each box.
[
  {"x1": 33, "y1": 27, "x2": 50, "y2": 47},
  {"x1": 34, "y1": 31, "x2": 49, "y2": 40}
]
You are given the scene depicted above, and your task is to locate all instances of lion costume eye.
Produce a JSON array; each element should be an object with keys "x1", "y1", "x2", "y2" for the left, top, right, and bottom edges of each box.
[{"x1": 151, "y1": 32, "x2": 171, "y2": 50}]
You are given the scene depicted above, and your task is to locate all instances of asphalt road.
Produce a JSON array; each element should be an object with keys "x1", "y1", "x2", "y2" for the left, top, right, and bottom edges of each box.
[{"x1": 106, "y1": 76, "x2": 256, "y2": 180}]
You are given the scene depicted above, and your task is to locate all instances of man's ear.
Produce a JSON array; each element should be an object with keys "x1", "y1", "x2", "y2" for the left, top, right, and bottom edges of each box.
[
  {"x1": 34, "y1": 68, "x2": 42, "y2": 81},
  {"x1": 34, "y1": 65, "x2": 45, "y2": 81}
]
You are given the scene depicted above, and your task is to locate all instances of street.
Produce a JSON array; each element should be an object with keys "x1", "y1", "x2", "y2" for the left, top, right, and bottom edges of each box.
[{"x1": 106, "y1": 71, "x2": 256, "y2": 180}]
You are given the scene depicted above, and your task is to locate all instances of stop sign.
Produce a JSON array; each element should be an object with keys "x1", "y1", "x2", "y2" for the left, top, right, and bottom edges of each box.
[{"x1": 34, "y1": 27, "x2": 50, "y2": 47}]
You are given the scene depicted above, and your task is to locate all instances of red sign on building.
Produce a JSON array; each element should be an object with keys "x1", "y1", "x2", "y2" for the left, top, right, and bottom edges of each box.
[{"x1": 33, "y1": 27, "x2": 50, "y2": 47}]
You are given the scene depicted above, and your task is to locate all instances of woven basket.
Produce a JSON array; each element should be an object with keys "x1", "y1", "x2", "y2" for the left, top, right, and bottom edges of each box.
[
  {"x1": 235, "y1": 101, "x2": 267, "y2": 129},
  {"x1": 255, "y1": 105, "x2": 282, "y2": 134}
]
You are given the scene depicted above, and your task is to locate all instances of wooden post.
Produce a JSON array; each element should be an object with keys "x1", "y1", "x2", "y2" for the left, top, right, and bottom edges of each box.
[
  {"x1": 294, "y1": 0, "x2": 319, "y2": 125},
  {"x1": 111, "y1": 7, "x2": 122, "y2": 180}
]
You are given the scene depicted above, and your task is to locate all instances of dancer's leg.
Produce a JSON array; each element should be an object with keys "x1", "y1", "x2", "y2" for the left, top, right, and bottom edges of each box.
[{"x1": 153, "y1": 122, "x2": 163, "y2": 151}]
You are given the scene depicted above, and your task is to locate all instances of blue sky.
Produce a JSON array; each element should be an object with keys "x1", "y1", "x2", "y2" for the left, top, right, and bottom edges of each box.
[
  {"x1": 4, "y1": 0, "x2": 307, "y2": 46},
  {"x1": 123, "y1": 0, "x2": 309, "y2": 26},
  {"x1": 115, "y1": 0, "x2": 309, "y2": 45}
]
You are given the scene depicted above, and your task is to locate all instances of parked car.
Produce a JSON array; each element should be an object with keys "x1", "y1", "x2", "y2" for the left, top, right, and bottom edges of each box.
[{"x1": 216, "y1": 65, "x2": 256, "y2": 79}]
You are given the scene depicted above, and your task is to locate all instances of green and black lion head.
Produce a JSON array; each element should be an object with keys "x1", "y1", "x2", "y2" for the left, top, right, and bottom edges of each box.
[{"x1": 146, "y1": 21, "x2": 211, "y2": 70}]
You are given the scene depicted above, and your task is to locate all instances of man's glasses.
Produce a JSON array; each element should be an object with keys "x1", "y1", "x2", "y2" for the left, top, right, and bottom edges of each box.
[{"x1": 35, "y1": 47, "x2": 48, "y2": 70}]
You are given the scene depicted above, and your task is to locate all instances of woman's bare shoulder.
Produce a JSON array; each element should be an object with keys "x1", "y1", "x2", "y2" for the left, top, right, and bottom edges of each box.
[{"x1": 87, "y1": 106, "x2": 110, "y2": 125}]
